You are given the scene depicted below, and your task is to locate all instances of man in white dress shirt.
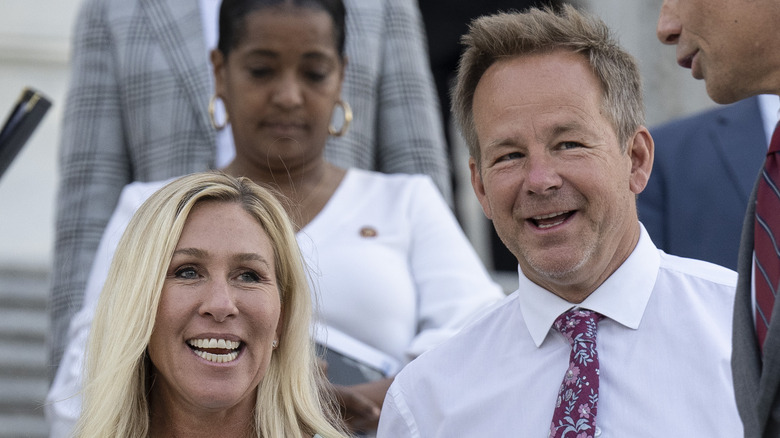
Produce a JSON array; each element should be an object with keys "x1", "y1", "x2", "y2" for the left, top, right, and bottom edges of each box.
[{"x1": 377, "y1": 6, "x2": 743, "y2": 437}]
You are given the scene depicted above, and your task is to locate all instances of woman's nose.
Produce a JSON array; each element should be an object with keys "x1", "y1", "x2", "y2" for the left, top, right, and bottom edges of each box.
[
  {"x1": 271, "y1": 73, "x2": 304, "y2": 109},
  {"x1": 199, "y1": 279, "x2": 238, "y2": 322}
]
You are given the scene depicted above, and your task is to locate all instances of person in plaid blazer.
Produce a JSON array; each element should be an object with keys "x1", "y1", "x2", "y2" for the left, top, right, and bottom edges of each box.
[{"x1": 49, "y1": 0, "x2": 451, "y2": 376}]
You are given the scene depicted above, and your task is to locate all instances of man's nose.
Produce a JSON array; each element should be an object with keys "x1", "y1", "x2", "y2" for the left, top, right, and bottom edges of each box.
[{"x1": 656, "y1": 0, "x2": 681, "y2": 45}]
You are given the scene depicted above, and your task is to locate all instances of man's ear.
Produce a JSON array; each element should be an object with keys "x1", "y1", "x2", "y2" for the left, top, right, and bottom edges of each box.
[
  {"x1": 470, "y1": 156, "x2": 493, "y2": 220},
  {"x1": 628, "y1": 126, "x2": 654, "y2": 195}
]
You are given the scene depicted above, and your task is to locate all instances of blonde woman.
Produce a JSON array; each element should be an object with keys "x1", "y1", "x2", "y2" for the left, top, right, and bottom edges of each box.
[{"x1": 74, "y1": 172, "x2": 348, "y2": 438}]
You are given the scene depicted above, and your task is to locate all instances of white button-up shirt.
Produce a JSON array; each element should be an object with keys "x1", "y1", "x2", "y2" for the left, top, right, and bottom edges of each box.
[{"x1": 378, "y1": 225, "x2": 742, "y2": 437}]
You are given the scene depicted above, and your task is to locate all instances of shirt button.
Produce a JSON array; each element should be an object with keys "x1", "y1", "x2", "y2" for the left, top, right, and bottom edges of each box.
[{"x1": 594, "y1": 426, "x2": 602, "y2": 437}]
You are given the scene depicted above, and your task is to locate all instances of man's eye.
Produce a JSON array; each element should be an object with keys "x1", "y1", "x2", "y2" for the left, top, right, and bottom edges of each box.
[
  {"x1": 497, "y1": 152, "x2": 524, "y2": 162},
  {"x1": 560, "y1": 141, "x2": 583, "y2": 150}
]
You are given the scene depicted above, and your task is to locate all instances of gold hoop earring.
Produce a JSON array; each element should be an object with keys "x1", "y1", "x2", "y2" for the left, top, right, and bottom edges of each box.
[
  {"x1": 208, "y1": 95, "x2": 228, "y2": 131},
  {"x1": 328, "y1": 99, "x2": 352, "y2": 137}
]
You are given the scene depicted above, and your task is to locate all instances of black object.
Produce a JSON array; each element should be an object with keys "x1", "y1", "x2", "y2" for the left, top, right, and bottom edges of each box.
[
  {"x1": 316, "y1": 343, "x2": 388, "y2": 386},
  {"x1": 0, "y1": 87, "x2": 52, "y2": 179}
]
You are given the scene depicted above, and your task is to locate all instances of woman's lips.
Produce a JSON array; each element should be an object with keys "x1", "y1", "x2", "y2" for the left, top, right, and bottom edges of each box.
[{"x1": 262, "y1": 121, "x2": 306, "y2": 137}]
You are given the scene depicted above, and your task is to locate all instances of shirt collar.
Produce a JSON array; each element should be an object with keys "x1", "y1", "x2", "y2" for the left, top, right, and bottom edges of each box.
[
  {"x1": 758, "y1": 94, "x2": 780, "y2": 146},
  {"x1": 517, "y1": 224, "x2": 660, "y2": 347}
]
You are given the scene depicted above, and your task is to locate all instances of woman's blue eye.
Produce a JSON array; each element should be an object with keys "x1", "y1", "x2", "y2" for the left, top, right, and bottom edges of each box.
[
  {"x1": 238, "y1": 271, "x2": 261, "y2": 282},
  {"x1": 174, "y1": 267, "x2": 198, "y2": 279}
]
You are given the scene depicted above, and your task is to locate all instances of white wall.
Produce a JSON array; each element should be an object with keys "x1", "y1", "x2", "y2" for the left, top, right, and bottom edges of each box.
[{"x1": 0, "y1": 0, "x2": 80, "y2": 269}]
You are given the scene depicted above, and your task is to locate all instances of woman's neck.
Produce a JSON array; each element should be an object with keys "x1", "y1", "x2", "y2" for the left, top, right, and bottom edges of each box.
[
  {"x1": 221, "y1": 158, "x2": 346, "y2": 229},
  {"x1": 148, "y1": 394, "x2": 255, "y2": 438}
]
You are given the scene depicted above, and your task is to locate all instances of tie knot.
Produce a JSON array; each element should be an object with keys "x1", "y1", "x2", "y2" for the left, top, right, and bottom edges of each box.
[{"x1": 554, "y1": 309, "x2": 601, "y2": 347}]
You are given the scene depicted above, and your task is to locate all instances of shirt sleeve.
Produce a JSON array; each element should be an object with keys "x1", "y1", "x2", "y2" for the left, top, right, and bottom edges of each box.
[
  {"x1": 404, "y1": 176, "x2": 504, "y2": 358},
  {"x1": 377, "y1": 381, "x2": 420, "y2": 438}
]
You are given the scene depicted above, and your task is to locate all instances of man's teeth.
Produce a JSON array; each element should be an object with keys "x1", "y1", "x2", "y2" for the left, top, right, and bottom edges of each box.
[
  {"x1": 532, "y1": 211, "x2": 568, "y2": 229},
  {"x1": 188, "y1": 338, "x2": 240, "y2": 349},
  {"x1": 533, "y1": 211, "x2": 566, "y2": 220}
]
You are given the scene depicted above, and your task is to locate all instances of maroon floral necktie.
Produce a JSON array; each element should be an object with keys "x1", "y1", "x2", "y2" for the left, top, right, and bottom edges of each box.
[{"x1": 549, "y1": 309, "x2": 603, "y2": 438}]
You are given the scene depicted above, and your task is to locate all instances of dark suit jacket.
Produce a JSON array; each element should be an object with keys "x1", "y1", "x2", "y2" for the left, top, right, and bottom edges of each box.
[
  {"x1": 733, "y1": 137, "x2": 780, "y2": 438},
  {"x1": 733, "y1": 174, "x2": 780, "y2": 437},
  {"x1": 638, "y1": 96, "x2": 767, "y2": 270}
]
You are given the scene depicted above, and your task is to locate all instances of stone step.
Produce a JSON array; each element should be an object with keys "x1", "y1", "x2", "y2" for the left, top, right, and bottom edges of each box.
[
  {"x1": 0, "y1": 268, "x2": 50, "y2": 438},
  {"x1": 0, "y1": 338, "x2": 47, "y2": 378},
  {"x1": 0, "y1": 268, "x2": 49, "y2": 309},
  {"x1": 0, "y1": 307, "x2": 48, "y2": 342},
  {"x1": 0, "y1": 374, "x2": 48, "y2": 411},
  {"x1": 0, "y1": 413, "x2": 48, "y2": 438}
]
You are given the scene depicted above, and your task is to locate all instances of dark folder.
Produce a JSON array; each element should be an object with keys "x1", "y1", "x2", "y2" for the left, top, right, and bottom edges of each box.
[
  {"x1": 313, "y1": 325, "x2": 400, "y2": 386},
  {"x1": 0, "y1": 87, "x2": 52, "y2": 179},
  {"x1": 316, "y1": 343, "x2": 389, "y2": 386}
]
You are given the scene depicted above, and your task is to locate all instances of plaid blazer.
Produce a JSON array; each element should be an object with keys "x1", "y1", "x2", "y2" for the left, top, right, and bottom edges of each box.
[{"x1": 50, "y1": 0, "x2": 450, "y2": 373}]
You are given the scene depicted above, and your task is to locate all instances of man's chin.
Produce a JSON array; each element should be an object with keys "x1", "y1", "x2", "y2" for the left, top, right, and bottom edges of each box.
[
  {"x1": 520, "y1": 254, "x2": 586, "y2": 283},
  {"x1": 704, "y1": 76, "x2": 755, "y2": 105}
]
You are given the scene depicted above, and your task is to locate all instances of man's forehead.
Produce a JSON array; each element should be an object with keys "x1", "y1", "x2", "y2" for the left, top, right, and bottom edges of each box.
[
  {"x1": 474, "y1": 60, "x2": 603, "y2": 110},
  {"x1": 482, "y1": 117, "x2": 607, "y2": 147},
  {"x1": 476, "y1": 97, "x2": 606, "y2": 132}
]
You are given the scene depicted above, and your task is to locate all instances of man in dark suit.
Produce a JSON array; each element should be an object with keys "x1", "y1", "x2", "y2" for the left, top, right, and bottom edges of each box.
[
  {"x1": 638, "y1": 95, "x2": 773, "y2": 270},
  {"x1": 657, "y1": 2, "x2": 780, "y2": 436}
]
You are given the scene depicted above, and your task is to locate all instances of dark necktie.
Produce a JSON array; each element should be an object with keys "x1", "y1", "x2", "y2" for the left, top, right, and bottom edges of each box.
[
  {"x1": 755, "y1": 124, "x2": 780, "y2": 352},
  {"x1": 549, "y1": 309, "x2": 603, "y2": 438}
]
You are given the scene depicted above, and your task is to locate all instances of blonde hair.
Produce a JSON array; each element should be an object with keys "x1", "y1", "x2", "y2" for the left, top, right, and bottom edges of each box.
[
  {"x1": 452, "y1": 4, "x2": 645, "y2": 163},
  {"x1": 75, "y1": 172, "x2": 348, "y2": 438}
]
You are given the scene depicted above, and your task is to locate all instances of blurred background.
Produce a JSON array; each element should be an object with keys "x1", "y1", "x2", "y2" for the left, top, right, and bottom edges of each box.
[
  {"x1": 1, "y1": 1, "x2": 78, "y2": 436},
  {"x1": 0, "y1": 0, "x2": 714, "y2": 435}
]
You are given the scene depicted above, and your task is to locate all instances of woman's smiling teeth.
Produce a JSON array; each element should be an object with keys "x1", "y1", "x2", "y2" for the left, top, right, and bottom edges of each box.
[
  {"x1": 187, "y1": 338, "x2": 241, "y2": 363},
  {"x1": 531, "y1": 211, "x2": 573, "y2": 229}
]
